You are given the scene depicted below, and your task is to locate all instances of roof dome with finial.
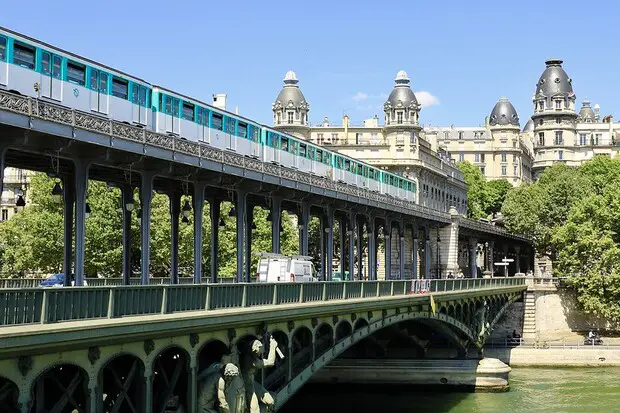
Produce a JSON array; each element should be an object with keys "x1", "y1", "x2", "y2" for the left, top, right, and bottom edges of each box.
[
  {"x1": 489, "y1": 97, "x2": 520, "y2": 127},
  {"x1": 385, "y1": 70, "x2": 419, "y2": 109},
  {"x1": 274, "y1": 70, "x2": 308, "y2": 110},
  {"x1": 522, "y1": 118, "x2": 534, "y2": 133},
  {"x1": 535, "y1": 59, "x2": 574, "y2": 99},
  {"x1": 578, "y1": 98, "x2": 596, "y2": 123}
]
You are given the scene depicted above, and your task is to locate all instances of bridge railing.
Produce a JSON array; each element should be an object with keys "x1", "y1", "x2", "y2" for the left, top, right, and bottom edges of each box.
[
  {"x1": 0, "y1": 277, "x2": 238, "y2": 289},
  {"x1": 0, "y1": 278, "x2": 525, "y2": 327}
]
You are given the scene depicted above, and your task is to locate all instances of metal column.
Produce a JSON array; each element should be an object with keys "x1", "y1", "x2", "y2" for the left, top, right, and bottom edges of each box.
[
  {"x1": 235, "y1": 190, "x2": 247, "y2": 283},
  {"x1": 62, "y1": 174, "x2": 74, "y2": 287},
  {"x1": 73, "y1": 160, "x2": 89, "y2": 287},
  {"x1": 357, "y1": 218, "x2": 363, "y2": 280},
  {"x1": 193, "y1": 183, "x2": 206, "y2": 283},
  {"x1": 384, "y1": 223, "x2": 391, "y2": 280},
  {"x1": 319, "y1": 214, "x2": 325, "y2": 280},
  {"x1": 326, "y1": 206, "x2": 334, "y2": 281},
  {"x1": 169, "y1": 191, "x2": 180, "y2": 285},
  {"x1": 425, "y1": 235, "x2": 432, "y2": 279},
  {"x1": 348, "y1": 213, "x2": 355, "y2": 280},
  {"x1": 121, "y1": 185, "x2": 133, "y2": 285},
  {"x1": 412, "y1": 235, "x2": 419, "y2": 280},
  {"x1": 209, "y1": 198, "x2": 220, "y2": 283},
  {"x1": 399, "y1": 231, "x2": 405, "y2": 280},
  {"x1": 271, "y1": 197, "x2": 282, "y2": 254},
  {"x1": 470, "y1": 239, "x2": 478, "y2": 278},
  {"x1": 339, "y1": 216, "x2": 346, "y2": 279},
  {"x1": 367, "y1": 216, "x2": 376, "y2": 281},
  {"x1": 300, "y1": 201, "x2": 310, "y2": 255},
  {"x1": 140, "y1": 172, "x2": 154, "y2": 285},
  {"x1": 245, "y1": 204, "x2": 254, "y2": 282}
]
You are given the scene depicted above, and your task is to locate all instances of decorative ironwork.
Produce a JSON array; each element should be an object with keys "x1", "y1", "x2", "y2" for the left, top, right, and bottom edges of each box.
[
  {"x1": 311, "y1": 317, "x2": 318, "y2": 328},
  {"x1": 332, "y1": 315, "x2": 338, "y2": 325},
  {"x1": 0, "y1": 93, "x2": 29, "y2": 115},
  {"x1": 145, "y1": 131, "x2": 172, "y2": 149},
  {"x1": 287, "y1": 320, "x2": 295, "y2": 332},
  {"x1": 75, "y1": 113, "x2": 111, "y2": 134},
  {"x1": 88, "y1": 346, "x2": 101, "y2": 365},
  {"x1": 144, "y1": 339, "x2": 155, "y2": 356},
  {"x1": 189, "y1": 333, "x2": 200, "y2": 348},
  {"x1": 17, "y1": 355, "x2": 32, "y2": 377},
  {"x1": 111, "y1": 123, "x2": 143, "y2": 143}
]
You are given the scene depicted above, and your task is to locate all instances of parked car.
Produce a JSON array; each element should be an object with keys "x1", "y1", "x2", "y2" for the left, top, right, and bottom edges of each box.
[{"x1": 39, "y1": 273, "x2": 88, "y2": 287}]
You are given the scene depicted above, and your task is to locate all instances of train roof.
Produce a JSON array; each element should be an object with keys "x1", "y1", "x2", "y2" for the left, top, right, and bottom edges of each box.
[{"x1": 0, "y1": 26, "x2": 151, "y2": 85}]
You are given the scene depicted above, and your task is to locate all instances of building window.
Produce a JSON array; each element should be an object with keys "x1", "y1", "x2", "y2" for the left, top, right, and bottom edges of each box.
[
  {"x1": 458, "y1": 131, "x2": 464, "y2": 139},
  {"x1": 595, "y1": 134, "x2": 601, "y2": 145},
  {"x1": 371, "y1": 133, "x2": 378, "y2": 144},
  {"x1": 276, "y1": 113, "x2": 281, "y2": 124},
  {"x1": 579, "y1": 133, "x2": 587, "y2": 146},
  {"x1": 397, "y1": 112, "x2": 403, "y2": 124},
  {"x1": 459, "y1": 153, "x2": 464, "y2": 162},
  {"x1": 555, "y1": 131, "x2": 563, "y2": 145},
  {"x1": 538, "y1": 132, "x2": 545, "y2": 146},
  {"x1": 1, "y1": 209, "x2": 7, "y2": 221},
  {"x1": 558, "y1": 150, "x2": 564, "y2": 160},
  {"x1": 287, "y1": 112, "x2": 293, "y2": 124},
  {"x1": 480, "y1": 166, "x2": 485, "y2": 175},
  {"x1": 443, "y1": 131, "x2": 449, "y2": 139},
  {"x1": 317, "y1": 133, "x2": 324, "y2": 144},
  {"x1": 513, "y1": 165, "x2": 518, "y2": 176},
  {"x1": 331, "y1": 133, "x2": 338, "y2": 143},
  {"x1": 539, "y1": 101, "x2": 545, "y2": 111},
  {"x1": 501, "y1": 153, "x2": 507, "y2": 162},
  {"x1": 501, "y1": 166, "x2": 507, "y2": 176},
  {"x1": 474, "y1": 153, "x2": 480, "y2": 162},
  {"x1": 555, "y1": 100, "x2": 561, "y2": 109},
  {"x1": 556, "y1": 117, "x2": 561, "y2": 124},
  {"x1": 480, "y1": 153, "x2": 485, "y2": 162}
]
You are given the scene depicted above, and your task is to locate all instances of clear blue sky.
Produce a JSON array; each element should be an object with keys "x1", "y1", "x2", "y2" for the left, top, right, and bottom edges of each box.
[{"x1": 3, "y1": 0, "x2": 619, "y2": 128}]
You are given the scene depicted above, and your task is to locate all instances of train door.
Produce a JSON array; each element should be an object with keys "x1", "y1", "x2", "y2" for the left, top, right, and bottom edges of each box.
[
  {"x1": 273, "y1": 135, "x2": 281, "y2": 164},
  {"x1": 250, "y1": 126, "x2": 261, "y2": 158},
  {"x1": 225, "y1": 117, "x2": 237, "y2": 151},
  {"x1": 0, "y1": 36, "x2": 7, "y2": 86},
  {"x1": 308, "y1": 147, "x2": 316, "y2": 174},
  {"x1": 89, "y1": 69, "x2": 109, "y2": 114},
  {"x1": 132, "y1": 84, "x2": 148, "y2": 125},
  {"x1": 292, "y1": 142, "x2": 299, "y2": 169},
  {"x1": 163, "y1": 96, "x2": 180, "y2": 134},
  {"x1": 40, "y1": 51, "x2": 62, "y2": 101}
]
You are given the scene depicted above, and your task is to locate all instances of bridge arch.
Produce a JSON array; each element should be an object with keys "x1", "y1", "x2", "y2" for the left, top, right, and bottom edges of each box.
[
  {"x1": 0, "y1": 375, "x2": 19, "y2": 413},
  {"x1": 98, "y1": 353, "x2": 146, "y2": 413},
  {"x1": 353, "y1": 318, "x2": 369, "y2": 331},
  {"x1": 335, "y1": 321, "x2": 353, "y2": 342},
  {"x1": 30, "y1": 362, "x2": 89, "y2": 413},
  {"x1": 275, "y1": 294, "x2": 520, "y2": 410},
  {"x1": 151, "y1": 345, "x2": 191, "y2": 413},
  {"x1": 314, "y1": 323, "x2": 334, "y2": 359},
  {"x1": 198, "y1": 339, "x2": 229, "y2": 371}
]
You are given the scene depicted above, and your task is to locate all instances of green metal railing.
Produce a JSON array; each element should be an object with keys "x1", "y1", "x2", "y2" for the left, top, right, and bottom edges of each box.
[
  {"x1": 0, "y1": 277, "x2": 237, "y2": 289},
  {"x1": 0, "y1": 278, "x2": 526, "y2": 327}
]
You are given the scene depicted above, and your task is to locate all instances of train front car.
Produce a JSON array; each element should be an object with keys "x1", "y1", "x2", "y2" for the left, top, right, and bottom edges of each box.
[{"x1": 0, "y1": 27, "x2": 152, "y2": 129}]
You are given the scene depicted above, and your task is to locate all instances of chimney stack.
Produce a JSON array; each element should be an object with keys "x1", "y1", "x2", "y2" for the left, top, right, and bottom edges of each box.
[{"x1": 213, "y1": 94, "x2": 227, "y2": 110}]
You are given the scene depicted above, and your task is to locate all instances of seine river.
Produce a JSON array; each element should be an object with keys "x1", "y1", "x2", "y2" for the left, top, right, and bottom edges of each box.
[{"x1": 280, "y1": 367, "x2": 620, "y2": 412}]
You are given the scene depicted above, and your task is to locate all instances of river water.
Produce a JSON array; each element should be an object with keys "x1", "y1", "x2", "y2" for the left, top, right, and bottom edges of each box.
[{"x1": 280, "y1": 367, "x2": 620, "y2": 412}]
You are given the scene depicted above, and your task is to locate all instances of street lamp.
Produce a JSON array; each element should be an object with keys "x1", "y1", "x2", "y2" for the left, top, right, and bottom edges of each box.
[
  {"x1": 181, "y1": 215, "x2": 190, "y2": 225},
  {"x1": 16, "y1": 194, "x2": 26, "y2": 211},
  {"x1": 125, "y1": 196, "x2": 136, "y2": 212},
  {"x1": 51, "y1": 181, "x2": 63, "y2": 204},
  {"x1": 85, "y1": 202, "x2": 91, "y2": 218},
  {"x1": 182, "y1": 200, "x2": 192, "y2": 219}
]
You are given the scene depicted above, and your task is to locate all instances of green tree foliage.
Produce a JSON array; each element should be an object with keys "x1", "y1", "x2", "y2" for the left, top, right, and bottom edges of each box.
[
  {"x1": 502, "y1": 157, "x2": 620, "y2": 322},
  {"x1": 457, "y1": 161, "x2": 488, "y2": 219},
  {"x1": 457, "y1": 162, "x2": 514, "y2": 218},
  {"x1": 0, "y1": 173, "x2": 307, "y2": 278}
]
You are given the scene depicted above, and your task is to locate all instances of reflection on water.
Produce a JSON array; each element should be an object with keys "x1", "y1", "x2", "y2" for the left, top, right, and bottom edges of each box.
[{"x1": 280, "y1": 368, "x2": 620, "y2": 413}]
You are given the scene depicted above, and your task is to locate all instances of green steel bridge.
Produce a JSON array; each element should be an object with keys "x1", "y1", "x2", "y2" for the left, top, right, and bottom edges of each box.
[{"x1": 0, "y1": 277, "x2": 525, "y2": 412}]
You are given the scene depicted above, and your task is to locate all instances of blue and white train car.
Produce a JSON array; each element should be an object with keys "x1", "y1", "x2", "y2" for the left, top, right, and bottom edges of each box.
[
  {"x1": 0, "y1": 27, "x2": 152, "y2": 127},
  {"x1": 151, "y1": 87, "x2": 262, "y2": 157}
]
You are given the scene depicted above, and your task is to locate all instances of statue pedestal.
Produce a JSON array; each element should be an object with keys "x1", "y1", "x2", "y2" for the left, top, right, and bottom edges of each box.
[{"x1": 483, "y1": 270, "x2": 492, "y2": 279}]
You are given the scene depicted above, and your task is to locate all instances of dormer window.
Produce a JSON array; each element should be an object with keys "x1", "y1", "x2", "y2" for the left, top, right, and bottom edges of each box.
[
  {"x1": 555, "y1": 100, "x2": 561, "y2": 109},
  {"x1": 277, "y1": 113, "x2": 281, "y2": 124},
  {"x1": 397, "y1": 112, "x2": 403, "y2": 124},
  {"x1": 287, "y1": 112, "x2": 293, "y2": 124}
]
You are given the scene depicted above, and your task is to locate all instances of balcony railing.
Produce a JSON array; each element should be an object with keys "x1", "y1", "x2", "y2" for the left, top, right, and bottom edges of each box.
[{"x1": 0, "y1": 278, "x2": 525, "y2": 326}]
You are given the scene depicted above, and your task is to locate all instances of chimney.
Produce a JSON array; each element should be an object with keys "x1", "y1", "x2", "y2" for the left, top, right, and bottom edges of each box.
[{"x1": 213, "y1": 94, "x2": 227, "y2": 110}]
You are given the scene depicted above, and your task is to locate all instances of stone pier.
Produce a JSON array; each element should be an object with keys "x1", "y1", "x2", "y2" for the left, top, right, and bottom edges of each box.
[{"x1": 309, "y1": 358, "x2": 511, "y2": 392}]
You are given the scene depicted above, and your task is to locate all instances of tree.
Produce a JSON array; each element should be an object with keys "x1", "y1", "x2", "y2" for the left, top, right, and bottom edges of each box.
[
  {"x1": 485, "y1": 179, "x2": 513, "y2": 216},
  {"x1": 457, "y1": 161, "x2": 487, "y2": 219}
]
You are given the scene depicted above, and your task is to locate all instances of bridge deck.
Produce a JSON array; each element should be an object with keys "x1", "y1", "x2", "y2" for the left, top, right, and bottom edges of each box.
[{"x1": 0, "y1": 279, "x2": 526, "y2": 357}]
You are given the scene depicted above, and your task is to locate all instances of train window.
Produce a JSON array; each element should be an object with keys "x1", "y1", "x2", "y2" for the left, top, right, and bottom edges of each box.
[
  {"x1": 304, "y1": 145, "x2": 311, "y2": 158},
  {"x1": 67, "y1": 61, "x2": 85, "y2": 86},
  {"x1": 197, "y1": 107, "x2": 208, "y2": 126},
  {"x1": 344, "y1": 159, "x2": 350, "y2": 171},
  {"x1": 316, "y1": 149, "x2": 322, "y2": 161},
  {"x1": 100, "y1": 73, "x2": 108, "y2": 94},
  {"x1": 237, "y1": 122, "x2": 247, "y2": 138},
  {"x1": 225, "y1": 117, "x2": 236, "y2": 134},
  {"x1": 0, "y1": 36, "x2": 6, "y2": 61},
  {"x1": 182, "y1": 102, "x2": 195, "y2": 121},
  {"x1": 281, "y1": 137, "x2": 289, "y2": 151},
  {"x1": 41, "y1": 51, "x2": 51, "y2": 75},
  {"x1": 211, "y1": 113, "x2": 223, "y2": 130},
  {"x1": 112, "y1": 77, "x2": 128, "y2": 100},
  {"x1": 171, "y1": 98, "x2": 180, "y2": 117},
  {"x1": 132, "y1": 84, "x2": 148, "y2": 106},
  {"x1": 252, "y1": 126, "x2": 260, "y2": 142},
  {"x1": 13, "y1": 42, "x2": 35, "y2": 69},
  {"x1": 323, "y1": 152, "x2": 331, "y2": 165},
  {"x1": 290, "y1": 140, "x2": 298, "y2": 154},
  {"x1": 89, "y1": 69, "x2": 98, "y2": 89},
  {"x1": 52, "y1": 56, "x2": 61, "y2": 78}
]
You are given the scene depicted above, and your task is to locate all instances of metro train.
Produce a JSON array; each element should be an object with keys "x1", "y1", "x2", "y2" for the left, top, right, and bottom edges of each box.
[{"x1": 0, "y1": 26, "x2": 417, "y2": 203}]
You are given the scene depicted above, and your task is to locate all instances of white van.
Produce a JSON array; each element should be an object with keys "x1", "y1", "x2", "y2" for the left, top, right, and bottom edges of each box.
[{"x1": 256, "y1": 253, "x2": 318, "y2": 283}]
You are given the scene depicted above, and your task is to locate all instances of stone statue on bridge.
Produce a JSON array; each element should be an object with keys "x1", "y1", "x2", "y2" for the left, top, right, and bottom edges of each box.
[
  {"x1": 240, "y1": 337, "x2": 278, "y2": 413},
  {"x1": 197, "y1": 362, "x2": 246, "y2": 413},
  {"x1": 473, "y1": 301, "x2": 491, "y2": 344}
]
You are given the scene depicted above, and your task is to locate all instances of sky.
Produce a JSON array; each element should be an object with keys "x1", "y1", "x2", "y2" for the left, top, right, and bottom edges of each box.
[{"x1": 3, "y1": 0, "x2": 619, "y2": 128}]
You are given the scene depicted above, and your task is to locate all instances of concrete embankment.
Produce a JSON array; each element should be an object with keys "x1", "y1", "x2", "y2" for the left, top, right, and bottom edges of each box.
[
  {"x1": 309, "y1": 358, "x2": 511, "y2": 392},
  {"x1": 483, "y1": 346, "x2": 620, "y2": 367}
]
